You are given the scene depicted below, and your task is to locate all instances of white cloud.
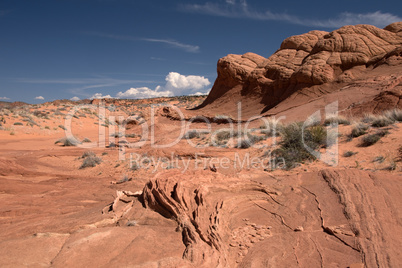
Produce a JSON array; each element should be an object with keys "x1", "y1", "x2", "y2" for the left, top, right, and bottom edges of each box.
[
  {"x1": 35, "y1": 96, "x2": 44, "y2": 100},
  {"x1": 90, "y1": 93, "x2": 113, "y2": 99},
  {"x1": 312, "y1": 11, "x2": 402, "y2": 28},
  {"x1": 86, "y1": 32, "x2": 200, "y2": 53},
  {"x1": 116, "y1": 87, "x2": 174, "y2": 99},
  {"x1": 70, "y1": 96, "x2": 80, "y2": 101},
  {"x1": 0, "y1": 97, "x2": 10, "y2": 100},
  {"x1": 78, "y1": 72, "x2": 210, "y2": 101},
  {"x1": 165, "y1": 72, "x2": 210, "y2": 95},
  {"x1": 190, "y1": 91, "x2": 210, "y2": 96},
  {"x1": 141, "y1": 38, "x2": 200, "y2": 53},
  {"x1": 181, "y1": 1, "x2": 402, "y2": 28}
]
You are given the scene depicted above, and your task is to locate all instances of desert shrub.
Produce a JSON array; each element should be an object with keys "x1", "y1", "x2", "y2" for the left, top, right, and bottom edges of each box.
[
  {"x1": 272, "y1": 123, "x2": 328, "y2": 169},
  {"x1": 234, "y1": 134, "x2": 265, "y2": 149},
  {"x1": 382, "y1": 160, "x2": 397, "y2": 171},
  {"x1": 324, "y1": 116, "x2": 350, "y2": 126},
  {"x1": 131, "y1": 162, "x2": 139, "y2": 171},
  {"x1": 44, "y1": 126, "x2": 50, "y2": 130},
  {"x1": 55, "y1": 137, "x2": 81, "y2": 146},
  {"x1": 58, "y1": 125, "x2": 66, "y2": 130},
  {"x1": 22, "y1": 117, "x2": 39, "y2": 126},
  {"x1": 184, "y1": 130, "x2": 200, "y2": 139},
  {"x1": 260, "y1": 118, "x2": 283, "y2": 136},
  {"x1": 33, "y1": 111, "x2": 48, "y2": 119},
  {"x1": 370, "y1": 115, "x2": 394, "y2": 127},
  {"x1": 343, "y1": 151, "x2": 357, "y2": 157},
  {"x1": 307, "y1": 125, "x2": 327, "y2": 146},
  {"x1": 125, "y1": 133, "x2": 138, "y2": 138},
  {"x1": 362, "y1": 114, "x2": 378, "y2": 123},
  {"x1": 350, "y1": 123, "x2": 368, "y2": 138},
  {"x1": 81, "y1": 151, "x2": 96, "y2": 158},
  {"x1": 13, "y1": 122, "x2": 23, "y2": 126},
  {"x1": 80, "y1": 154, "x2": 101, "y2": 169},
  {"x1": 215, "y1": 129, "x2": 231, "y2": 141},
  {"x1": 373, "y1": 156, "x2": 385, "y2": 163},
  {"x1": 235, "y1": 138, "x2": 252, "y2": 149},
  {"x1": 82, "y1": 137, "x2": 91, "y2": 143},
  {"x1": 214, "y1": 114, "x2": 232, "y2": 123},
  {"x1": 359, "y1": 130, "x2": 388, "y2": 147},
  {"x1": 384, "y1": 109, "x2": 402, "y2": 122}
]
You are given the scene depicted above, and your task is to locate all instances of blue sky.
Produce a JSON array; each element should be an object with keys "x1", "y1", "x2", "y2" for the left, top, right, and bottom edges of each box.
[{"x1": 0, "y1": 0, "x2": 401, "y2": 103}]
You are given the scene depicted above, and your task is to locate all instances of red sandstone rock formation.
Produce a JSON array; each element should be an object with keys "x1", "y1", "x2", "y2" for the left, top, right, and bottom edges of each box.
[{"x1": 196, "y1": 22, "x2": 402, "y2": 118}]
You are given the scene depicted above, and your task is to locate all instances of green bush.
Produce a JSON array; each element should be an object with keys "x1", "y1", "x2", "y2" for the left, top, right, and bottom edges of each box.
[
  {"x1": 13, "y1": 122, "x2": 23, "y2": 126},
  {"x1": 272, "y1": 123, "x2": 328, "y2": 169}
]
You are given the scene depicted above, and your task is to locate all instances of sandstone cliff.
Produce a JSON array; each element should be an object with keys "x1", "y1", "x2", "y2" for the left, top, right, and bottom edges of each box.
[{"x1": 196, "y1": 22, "x2": 402, "y2": 118}]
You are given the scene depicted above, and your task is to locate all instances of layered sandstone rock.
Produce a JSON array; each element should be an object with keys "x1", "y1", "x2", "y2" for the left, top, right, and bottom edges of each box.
[{"x1": 197, "y1": 22, "x2": 402, "y2": 114}]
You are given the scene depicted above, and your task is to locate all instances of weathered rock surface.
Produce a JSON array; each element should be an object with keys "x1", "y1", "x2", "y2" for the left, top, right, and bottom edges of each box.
[
  {"x1": 196, "y1": 22, "x2": 402, "y2": 117},
  {"x1": 137, "y1": 169, "x2": 401, "y2": 267}
]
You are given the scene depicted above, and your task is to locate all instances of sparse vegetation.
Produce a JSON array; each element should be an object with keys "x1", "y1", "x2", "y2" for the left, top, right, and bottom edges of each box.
[
  {"x1": 373, "y1": 156, "x2": 385, "y2": 163},
  {"x1": 58, "y1": 125, "x2": 66, "y2": 130},
  {"x1": 350, "y1": 123, "x2": 368, "y2": 138},
  {"x1": 81, "y1": 151, "x2": 96, "y2": 159},
  {"x1": 359, "y1": 130, "x2": 388, "y2": 147},
  {"x1": 13, "y1": 122, "x2": 23, "y2": 126},
  {"x1": 184, "y1": 130, "x2": 200, "y2": 139},
  {"x1": 362, "y1": 114, "x2": 378, "y2": 124},
  {"x1": 370, "y1": 115, "x2": 394, "y2": 127},
  {"x1": 125, "y1": 133, "x2": 138, "y2": 138},
  {"x1": 383, "y1": 160, "x2": 397, "y2": 171},
  {"x1": 82, "y1": 137, "x2": 91, "y2": 143},
  {"x1": 384, "y1": 109, "x2": 402, "y2": 122},
  {"x1": 260, "y1": 118, "x2": 283, "y2": 136},
  {"x1": 79, "y1": 152, "x2": 101, "y2": 169},
  {"x1": 55, "y1": 137, "x2": 81, "y2": 146},
  {"x1": 214, "y1": 114, "x2": 233, "y2": 123},
  {"x1": 131, "y1": 162, "x2": 139, "y2": 171},
  {"x1": 324, "y1": 116, "x2": 350, "y2": 126},
  {"x1": 343, "y1": 151, "x2": 357, "y2": 157},
  {"x1": 272, "y1": 123, "x2": 328, "y2": 169}
]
